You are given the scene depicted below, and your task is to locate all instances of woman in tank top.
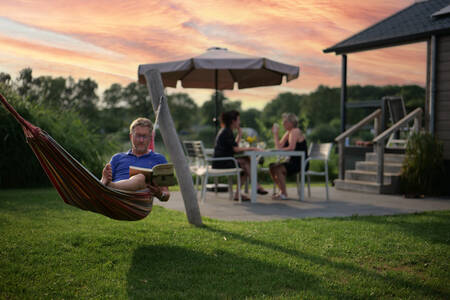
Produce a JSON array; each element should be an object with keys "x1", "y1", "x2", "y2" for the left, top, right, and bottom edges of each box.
[
  {"x1": 269, "y1": 113, "x2": 308, "y2": 200},
  {"x1": 213, "y1": 110, "x2": 268, "y2": 200}
]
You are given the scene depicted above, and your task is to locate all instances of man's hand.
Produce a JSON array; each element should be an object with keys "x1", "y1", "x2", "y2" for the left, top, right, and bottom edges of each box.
[{"x1": 101, "y1": 163, "x2": 112, "y2": 186}]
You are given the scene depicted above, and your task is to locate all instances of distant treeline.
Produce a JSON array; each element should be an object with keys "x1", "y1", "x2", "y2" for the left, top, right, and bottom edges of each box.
[{"x1": 0, "y1": 68, "x2": 425, "y2": 188}]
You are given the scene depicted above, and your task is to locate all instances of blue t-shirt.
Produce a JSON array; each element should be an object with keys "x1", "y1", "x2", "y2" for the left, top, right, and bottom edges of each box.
[{"x1": 110, "y1": 150, "x2": 168, "y2": 182}]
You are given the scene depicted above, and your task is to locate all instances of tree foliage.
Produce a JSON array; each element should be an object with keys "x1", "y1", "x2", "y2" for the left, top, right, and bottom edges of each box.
[
  {"x1": 0, "y1": 83, "x2": 116, "y2": 188},
  {"x1": 166, "y1": 93, "x2": 198, "y2": 132}
]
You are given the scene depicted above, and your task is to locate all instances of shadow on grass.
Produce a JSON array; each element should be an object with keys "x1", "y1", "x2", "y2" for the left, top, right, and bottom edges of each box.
[
  {"x1": 198, "y1": 225, "x2": 448, "y2": 299},
  {"x1": 126, "y1": 245, "x2": 353, "y2": 299}
]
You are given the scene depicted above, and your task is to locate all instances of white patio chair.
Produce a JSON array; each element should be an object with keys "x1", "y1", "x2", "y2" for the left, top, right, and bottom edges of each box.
[
  {"x1": 182, "y1": 140, "x2": 242, "y2": 203},
  {"x1": 297, "y1": 142, "x2": 333, "y2": 201}
]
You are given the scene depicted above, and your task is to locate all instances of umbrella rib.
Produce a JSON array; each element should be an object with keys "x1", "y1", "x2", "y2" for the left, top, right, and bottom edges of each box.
[
  {"x1": 179, "y1": 59, "x2": 195, "y2": 82},
  {"x1": 228, "y1": 69, "x2": 238, "y2": 84}
]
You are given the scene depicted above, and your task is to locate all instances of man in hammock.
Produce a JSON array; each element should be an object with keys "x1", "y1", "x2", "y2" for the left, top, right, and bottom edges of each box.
[{"x1": 101, "y1": 117, "x2": 170, "y2": 202}]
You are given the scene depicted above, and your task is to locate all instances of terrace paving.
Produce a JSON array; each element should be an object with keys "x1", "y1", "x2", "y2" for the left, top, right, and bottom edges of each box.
[{"x1": 155, "y1": 186, "x2": 450, "y2": 221}]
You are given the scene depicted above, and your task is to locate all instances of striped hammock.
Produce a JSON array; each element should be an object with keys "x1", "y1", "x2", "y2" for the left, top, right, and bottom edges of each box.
[{"x1": 0, "y1": 94, "x2": 153, "y2": 221}]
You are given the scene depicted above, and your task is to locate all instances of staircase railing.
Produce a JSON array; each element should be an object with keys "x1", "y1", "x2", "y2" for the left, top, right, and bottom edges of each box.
[
  {"x1": 372, "y1": 107, "x2": 422, "y2": 186},
  {"x1": 335, "y1": 109, "x2": 382, "y2": 180}
]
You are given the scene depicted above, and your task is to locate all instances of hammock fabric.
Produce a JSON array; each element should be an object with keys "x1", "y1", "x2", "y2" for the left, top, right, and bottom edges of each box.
[{"x1": 0, "y1": 94, "x2": 153, "y2": 221}]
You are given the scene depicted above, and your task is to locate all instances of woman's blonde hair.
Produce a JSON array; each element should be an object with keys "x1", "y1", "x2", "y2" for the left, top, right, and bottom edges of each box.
[
  {"x1": 129, "y1": 117, "x2": 153, "y2": 134},
  {"x1": 282, "y1": 113, "x2": 298, "y2": 127}
]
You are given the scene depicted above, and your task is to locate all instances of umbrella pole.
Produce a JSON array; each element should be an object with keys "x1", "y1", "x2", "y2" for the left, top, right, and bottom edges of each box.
[{"x1": 215, "y1": 69, "x2": 218, "y2": 136}]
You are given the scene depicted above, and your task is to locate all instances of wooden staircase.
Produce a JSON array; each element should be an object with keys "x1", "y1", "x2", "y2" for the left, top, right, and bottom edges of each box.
[{"x1": 334, "y1": 152, "x2": 404, "y2": 194}]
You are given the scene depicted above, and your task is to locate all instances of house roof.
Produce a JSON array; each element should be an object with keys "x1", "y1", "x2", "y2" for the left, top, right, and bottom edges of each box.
[{"x1": 324, "y1": 0, "x2": 450, "y2": 54}]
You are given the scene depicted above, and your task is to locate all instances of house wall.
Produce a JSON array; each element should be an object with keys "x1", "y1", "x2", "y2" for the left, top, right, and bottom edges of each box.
[{"x1": 435, "y1": 34, "x2": 450, "y2": 160}]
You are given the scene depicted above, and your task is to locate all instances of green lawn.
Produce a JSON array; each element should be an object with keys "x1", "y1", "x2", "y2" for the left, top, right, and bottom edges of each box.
[{"x1": 1, "y1": 188, "x2": 449, "y2": 299}]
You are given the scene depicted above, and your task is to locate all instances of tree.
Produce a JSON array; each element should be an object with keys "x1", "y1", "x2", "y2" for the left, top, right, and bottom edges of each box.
[
  {"x1": 32, "y1": 76, "x2": 67, "y2": 108},
  {"x1": 200, "y1": 91, "x2": 228, "y2": 126},
  {"x1": 223, "y1": 99, "x2": 242, "y2": 112},
  {"x1": 123, "y1": 82, "x2": 153, "y2": 119},
  {"x1": 301, "y1": 85, "x2": 340, "y2": 128},
  {"x1": 16, "y1": 68, "x2": 37, "y2": 102},
  {"x1": 240, "y1": 108, "x2": 261, "y2": 130},
  {"x1": 166, "y1": 93, "x2": 198, "y2": 132},
  {"x1": 103, "y1": 83, "x2": 123, "y2": 108},
  {"x1": 0, "y1": 72, "x2": 11, "y2": 85},
  {"x1": 99, "y1": 83, "x2": 128, "y2": 134},
  {"x1": 70, "y1": 78, "x2": 100, "y2": 121},
  {"x1": 261, "y1": 92, "x2": 305, "y2": 128}
]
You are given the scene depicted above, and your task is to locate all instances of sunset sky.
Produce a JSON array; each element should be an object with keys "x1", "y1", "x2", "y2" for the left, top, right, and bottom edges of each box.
[{"x1": 0, "y1": 0, "x2": 426, "y2": 109}]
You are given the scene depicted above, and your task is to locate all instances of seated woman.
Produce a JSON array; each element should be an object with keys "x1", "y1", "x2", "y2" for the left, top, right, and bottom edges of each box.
[
  {"x1": 213, "y1": 110, "x2": 268, "y2": 201},
  {"x1": 269, "y1": 113, "x2": 308, "y2": 200}
]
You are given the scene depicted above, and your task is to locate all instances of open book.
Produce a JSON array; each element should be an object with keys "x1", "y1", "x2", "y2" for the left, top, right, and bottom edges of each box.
[{"x1": 129, "y1": 163, "x2": 177, "y2": 186}]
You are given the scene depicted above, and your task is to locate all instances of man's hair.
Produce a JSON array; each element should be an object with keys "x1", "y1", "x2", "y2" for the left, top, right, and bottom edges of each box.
[
  {"x1": 282, "y1": 113, "x2": 298, "y2": 127},
  {"x1": 129, "y1": 117, "x2": 153, "y2": 134},
  {"x1": 220, "y1": 110, "x2": 240, "y2": 128}
]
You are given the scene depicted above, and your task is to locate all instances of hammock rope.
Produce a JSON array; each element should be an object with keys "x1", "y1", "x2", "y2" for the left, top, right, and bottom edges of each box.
[
  {"x1": 0, "y1": 93, "x2": 155, "y2": 221},
  {"x1": 148, "y1": 95, "x2": 163, "y2": 151}
]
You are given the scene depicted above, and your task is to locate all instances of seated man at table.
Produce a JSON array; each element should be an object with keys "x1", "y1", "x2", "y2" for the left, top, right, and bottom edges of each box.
[
  {"x1": 213, "y1": 110, "x2": 268, "y2": 201},
  {"x1": 269, "y1": 113, "x2": 308, "y2": 200}
]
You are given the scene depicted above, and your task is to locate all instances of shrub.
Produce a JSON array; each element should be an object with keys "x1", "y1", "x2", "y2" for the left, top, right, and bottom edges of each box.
[
  {"x1": 0, "y1": 86, "x2": 118, "y2": 188},
  {"x1": 400, "y1": 132, "x2": 447, "y2": 196},
  {"x1": 308, "y1": 123, "x2": 340, "y2": 143}
]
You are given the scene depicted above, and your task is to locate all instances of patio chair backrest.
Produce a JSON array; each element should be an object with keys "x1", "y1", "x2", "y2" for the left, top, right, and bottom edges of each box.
[
  {"x1": 183, "y1": 140, "x2": 208, "y2": 168},
  {"x1": 183, "y1": 140, "x2": 206, "y2": 158},
  {"x1": 308, "y1": 142, "x2": 333, "y2": 161},
  {"x1": 384, "y1": 96, "x2": 406, "y2": 124}
]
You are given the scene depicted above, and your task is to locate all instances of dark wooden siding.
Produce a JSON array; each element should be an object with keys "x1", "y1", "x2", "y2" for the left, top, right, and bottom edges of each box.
[{"x1": 436, "y1": 34, "x2": 450, "y2": 160}]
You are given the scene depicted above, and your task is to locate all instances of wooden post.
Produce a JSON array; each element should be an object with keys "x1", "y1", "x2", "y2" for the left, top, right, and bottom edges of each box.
[
  {"x1": 338, "y1": 54, "x2": 347, "y2": 181},
  {"x1": 416, "y1": 113, "x2": 422, "y2": 133},
  {"x1": 143, "y1": 69, "x2": 203, "y2": 226},
  {"x1": 374, "y1": 114, "x2": 380, "y2": 136},
  {"x1": 341, "y1": 54, "x2": 347, "y2": 134},
  {"x1": 376, "y1": 142, "x2": 384, "y2": 187},
  {"x1": 338, "y1": 140, "x2": 345, "y2": 180}
]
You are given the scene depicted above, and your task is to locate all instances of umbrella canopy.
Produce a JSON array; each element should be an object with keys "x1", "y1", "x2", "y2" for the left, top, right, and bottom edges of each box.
[
  {"x1": 138, "y1": 47, "x2": 299, "y2": 89},
  {"x1": 138, "y1": 47, "x2": 299, "y2": 132}
]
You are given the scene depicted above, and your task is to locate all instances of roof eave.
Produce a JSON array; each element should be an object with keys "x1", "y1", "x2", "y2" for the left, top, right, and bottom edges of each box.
[{"x1": 324, "y1": 28, "x2": 450, "y2": 55}]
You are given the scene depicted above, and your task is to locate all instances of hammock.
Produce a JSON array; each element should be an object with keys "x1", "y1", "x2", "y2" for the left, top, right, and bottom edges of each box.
[{"x1": 0, "y1": 93, "x2": 154, "y2": 221}]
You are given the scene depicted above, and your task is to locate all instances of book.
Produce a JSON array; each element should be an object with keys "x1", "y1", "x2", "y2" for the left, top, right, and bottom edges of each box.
[{"x1": 129, "y1": 163, "x2": 177, "y2": 186}]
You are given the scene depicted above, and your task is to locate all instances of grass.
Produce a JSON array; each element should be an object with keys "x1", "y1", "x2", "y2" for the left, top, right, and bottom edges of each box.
[{"x1": 1, "y1": 188, "x2": 449, "y2": 299}]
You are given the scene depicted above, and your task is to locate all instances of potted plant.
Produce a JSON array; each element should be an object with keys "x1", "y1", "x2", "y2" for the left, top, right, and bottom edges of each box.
[{"x1": 400, "y1": 132, "x2": 447, "y2": 197}]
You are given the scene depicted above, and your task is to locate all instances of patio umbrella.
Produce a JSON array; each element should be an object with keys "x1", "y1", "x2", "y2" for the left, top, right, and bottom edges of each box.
[{"x1": 138, "y1": 47, "x2": 300, "y2": 132}]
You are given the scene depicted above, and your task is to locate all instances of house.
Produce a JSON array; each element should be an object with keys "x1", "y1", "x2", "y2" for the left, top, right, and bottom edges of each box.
[{"x1": 323, "y1": 0, "x2": 450, "y2": 193}]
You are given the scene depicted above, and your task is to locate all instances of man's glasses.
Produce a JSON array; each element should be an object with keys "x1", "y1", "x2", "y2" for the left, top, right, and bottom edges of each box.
[{"x1": 133, "y1": 134, "x2": 151, "y2": 140}]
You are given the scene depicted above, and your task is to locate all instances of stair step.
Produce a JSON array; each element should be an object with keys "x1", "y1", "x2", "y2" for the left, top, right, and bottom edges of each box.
[
  {"x1": 355, "y1": 161, "x2": 403, "y2": 173},
  {"x1": 334, "y1": 179, "x2": 382, "y2": 193},
  {"x1": 334, "y1": 179, "x2": 399, "y2": 194},
  {"x1": 345, "y1": 170, "x2": 400, "y2": 185},
  {"x1": 365, "y1": 152, "x2": 405, "y2": 163}
]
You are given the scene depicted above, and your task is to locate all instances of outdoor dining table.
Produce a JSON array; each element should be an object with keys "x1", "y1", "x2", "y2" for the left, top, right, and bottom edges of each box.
[{"x1": 241, "y1": 150, "x2": 306, "y2": 203}]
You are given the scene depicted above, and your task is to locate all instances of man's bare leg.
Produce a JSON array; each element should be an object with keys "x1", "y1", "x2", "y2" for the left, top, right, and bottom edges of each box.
[
  {"x1": 108, "y1": 174, "x2": 147, "y2": 191},
  {"x1": 101, "y1": 163, "x2": 170, "y2": 200}
]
